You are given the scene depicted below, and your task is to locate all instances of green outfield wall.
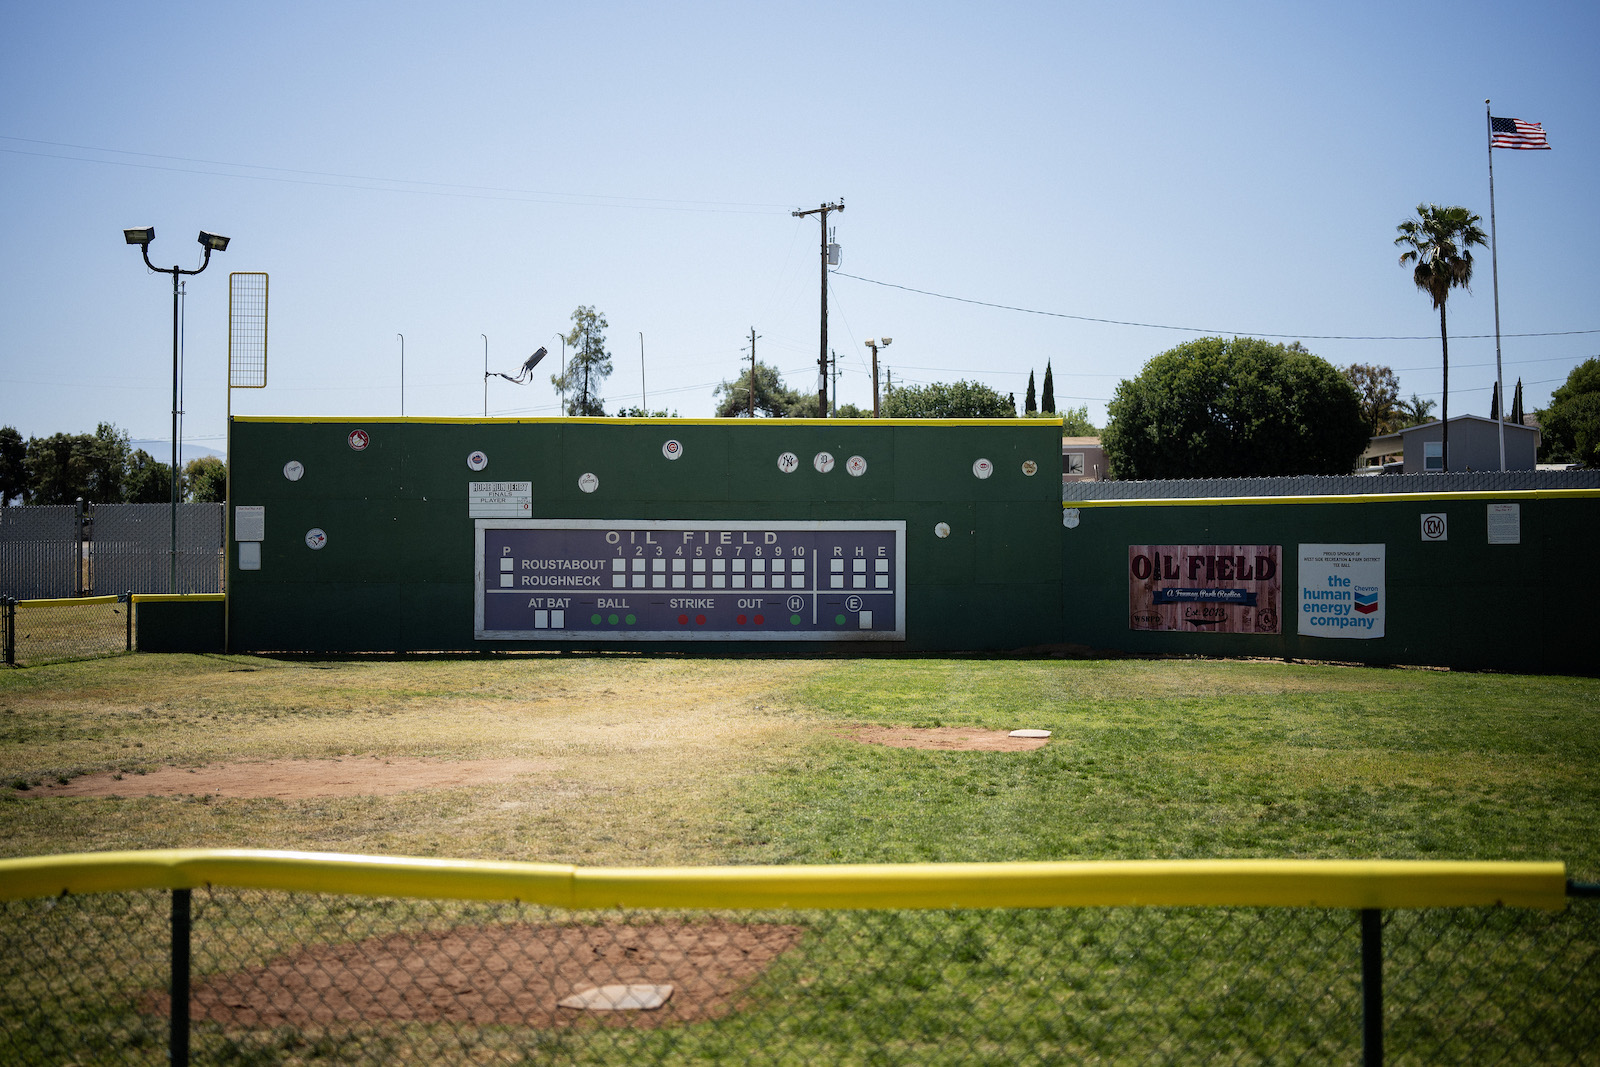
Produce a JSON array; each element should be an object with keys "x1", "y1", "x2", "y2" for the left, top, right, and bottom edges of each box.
[
  {"x1": 227, "y1": 417, "x2": 1065, "y2": 653},
  {"x1": 1059, "y1": 490, "x2": 1598, "y2": 674},
  {"x1": 223, "y1": 417, "x2": 1596, "y2": 672}
]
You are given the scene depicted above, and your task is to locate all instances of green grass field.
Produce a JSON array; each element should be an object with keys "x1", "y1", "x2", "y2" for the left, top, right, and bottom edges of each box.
[
  {"x1": 2, "y1": 653, "x2": 1597, "y2": 876},
  {"x1": 2, "y1": 653, "x2": 1597, "y2": 1065}
]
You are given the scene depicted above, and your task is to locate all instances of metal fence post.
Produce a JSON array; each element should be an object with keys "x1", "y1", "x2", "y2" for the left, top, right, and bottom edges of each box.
[
  {"x1": 1361, "y1": 908, "x2": 1383, "y2": 1067},
  {"x1": 3, "y1": 598, "x2": 14, "y2": 666},
  {"x1": 171, "y1": 888, "x2": 191, "y2": 1067},
  {"x1": 124, "y1": 591, "x2": 133, "y2": 651}
]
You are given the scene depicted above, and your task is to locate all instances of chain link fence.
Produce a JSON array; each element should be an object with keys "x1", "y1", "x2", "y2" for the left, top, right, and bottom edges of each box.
[
  {"x1": 1, "y1": 862, "x2": 1594, "y2": 1066},
  {"x1": 1, "y1": 503, "x2": 223, "y2": 601},
  {"x1": 0, "y1": 505, "x2": 81, "y2": 600},
  {"x1": 2, "y1": 594, "x2": 132, "y2": 667}
]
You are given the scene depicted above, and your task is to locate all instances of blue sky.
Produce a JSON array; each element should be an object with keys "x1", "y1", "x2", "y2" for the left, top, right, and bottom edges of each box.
[{"x1": 2, "y1": 1, "x2": 1595, "y2": 452}]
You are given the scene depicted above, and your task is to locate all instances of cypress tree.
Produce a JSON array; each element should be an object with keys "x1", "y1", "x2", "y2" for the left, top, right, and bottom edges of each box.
[
  {"x1": 1025, "y1": 371, "x2": 1037, "y2": 414},
  {"x1": 1042, "y1": 360, "x2": 1056, "y2": 414}
]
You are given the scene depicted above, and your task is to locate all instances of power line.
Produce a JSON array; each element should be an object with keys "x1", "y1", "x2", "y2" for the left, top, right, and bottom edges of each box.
[
  {"x1": 0, "y1": 137, "x2": 794, "y2": 215},
  {"x1": 836, "y1": 272, "x2": 1600, "y2": 342}
]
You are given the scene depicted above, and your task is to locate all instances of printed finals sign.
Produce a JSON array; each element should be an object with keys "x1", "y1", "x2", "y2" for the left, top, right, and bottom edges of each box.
[
  {"x1": 1128, "y1": 545, "x2": 1281, "y2": 633},
  {"x1": 1298, "y1": 544, "x2": 1385, "y2": 639}
]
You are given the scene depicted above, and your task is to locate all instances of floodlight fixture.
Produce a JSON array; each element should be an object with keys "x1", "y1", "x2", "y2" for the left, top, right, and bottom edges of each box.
[
  {"x1": 121, "y1": 222, "x2": 232, "y2": 592},
  {"x1": 880, "y1": 337, "x2": 892, "y2": 346}
]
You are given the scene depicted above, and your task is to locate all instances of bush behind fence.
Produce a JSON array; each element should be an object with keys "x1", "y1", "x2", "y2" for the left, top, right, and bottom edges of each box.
[{"x1": 1, "y1": 853, "x2": 1594, "y2": 1066}]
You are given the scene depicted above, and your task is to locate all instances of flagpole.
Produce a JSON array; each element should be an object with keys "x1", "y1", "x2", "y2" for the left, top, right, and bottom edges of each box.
[{"x1": 1486, "y1": 98, "x2": 1507, "y2": 471}]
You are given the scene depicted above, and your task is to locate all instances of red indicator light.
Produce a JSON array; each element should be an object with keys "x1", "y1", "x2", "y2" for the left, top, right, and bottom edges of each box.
[
  {"x1": 678, "y1": 614, "x2": 688, "y2": 625},
  {"x1": 737, "y1": 614, "x2": 748, "y2": 625},
  {"x1": 754, "y1": 614, "x2": 765, "y2": 625},
  {"x1": 696, "y1": 614, "x2": 707, "y2": 625}
]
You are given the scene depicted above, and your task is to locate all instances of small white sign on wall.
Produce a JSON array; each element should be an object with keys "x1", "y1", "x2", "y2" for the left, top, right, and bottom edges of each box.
[
  {"x1": 1420, "y1": 513, "x2": 1448, "y2": 541},
  {"x1": 235, "y1": 505, "x2": 265, "y2": 542},
  {"x1": 469, "y1": 481, "x2": 532, "y2": 518},
  {"x1": 1487, "y1": 503, "x2": 1520, "y2": 545}
]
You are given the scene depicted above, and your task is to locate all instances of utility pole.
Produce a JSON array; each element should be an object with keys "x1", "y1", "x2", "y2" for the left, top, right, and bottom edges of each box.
[
  {"x1": 792, "y1": 200, "x2": 843, "y2": 415},
  {"x1": 747, "y1": 327, "x2": 759, "y2": 416}
]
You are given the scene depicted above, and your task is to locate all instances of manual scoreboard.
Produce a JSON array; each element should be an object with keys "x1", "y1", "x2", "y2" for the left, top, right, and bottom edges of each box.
[{"x1": 476, "y1": 520, "x2": 906, "y2": 641}]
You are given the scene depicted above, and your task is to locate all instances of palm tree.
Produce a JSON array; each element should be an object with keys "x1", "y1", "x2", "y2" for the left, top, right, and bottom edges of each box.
[{"x1": 1395, "y1": 204, "x2": 1487, "y2": 472}]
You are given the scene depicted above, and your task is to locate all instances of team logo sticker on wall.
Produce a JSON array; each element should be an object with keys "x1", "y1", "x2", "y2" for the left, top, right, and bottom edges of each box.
[
  {"x1": 662, "y1": 440, "x2": 683, "y2": 460},
  {"x1": 846, "y1": 455, "x2": 867, "y2": 477},
  {"x1": 1022, "y1": 460, "x2": 1038, "y2": 476},
  {"x1": 777, "y1": 452, "x2": 799, "y2": 474},
  {"x1": 1298, "y1": 544, "x2": 1384, "y2": 639},
  {"x1": 347, "y1": 429, "x2": 370, "y2": 451},
  {"x1": 578, "y1": 472, "x2": 600, "y2": 493},
  {"x1": 467, "y1": 450, "x2": 488, "y2": 471},
  {"x1": 305, "y1": 528, "x2": 328, "y2": 550},
  {"x1": 972, "y1": 458, "x2": 993, "y2": 479},
  {"x1": 814, "y1": 452, "x2": 835, "y2": 474},
  {"x1": 283, "y1": 460, "x2": 304, "y2": 482}
]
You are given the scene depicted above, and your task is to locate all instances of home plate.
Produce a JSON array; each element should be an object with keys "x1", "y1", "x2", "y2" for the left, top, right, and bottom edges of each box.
[
  {"x1": 1008, "y1": 729, "x2": 1051, "y2": 738},
  {"x1": 558, "y1": 984, "x2": 675, "y2": 1011}
]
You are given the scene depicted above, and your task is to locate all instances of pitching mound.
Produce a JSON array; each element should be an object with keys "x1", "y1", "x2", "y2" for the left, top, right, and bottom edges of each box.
[
  {"x1": 32, "y1": 757, "x2": 554, "y2": 799},
  {"x1": 841, "y1": 726, "x2": 1050, "y2": 752},
  {"x1": 176, "y1": 920, "x2": 804, "y2": 1029}
]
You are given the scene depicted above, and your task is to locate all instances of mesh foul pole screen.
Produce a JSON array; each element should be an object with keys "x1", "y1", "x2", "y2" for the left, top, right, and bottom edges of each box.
[{"x1": 229, "y1": 272, "x2": 268, "y2": 388}]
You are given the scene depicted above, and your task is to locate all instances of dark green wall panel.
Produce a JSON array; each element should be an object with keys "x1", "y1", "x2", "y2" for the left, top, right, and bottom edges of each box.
[{"x1": 229, "y1": 418, "x2": 1065, "y2": 653}]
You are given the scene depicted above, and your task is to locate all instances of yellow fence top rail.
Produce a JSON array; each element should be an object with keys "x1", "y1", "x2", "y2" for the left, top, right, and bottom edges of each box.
[
  {"x1": 130, "y1": 593, "x2": 225, "y2": 604},
  {"x1": 0, "y1": 850, "x2": 1567, "y2": 911},
  {"x1": 1065, "y1": 488, "x2": 1600, "y2": 508},
  {"x1": 13, "y1": 595, "x2": 121, "y2": 609}
]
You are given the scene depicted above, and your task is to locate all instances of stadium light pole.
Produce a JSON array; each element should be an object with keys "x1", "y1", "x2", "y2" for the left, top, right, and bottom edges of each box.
[
  {"x1": 123, "y1": 226, "x2": 229, "y2": 593},
  {"x1": 482, "y1": 334, "x2": 489, "y2": 417}
]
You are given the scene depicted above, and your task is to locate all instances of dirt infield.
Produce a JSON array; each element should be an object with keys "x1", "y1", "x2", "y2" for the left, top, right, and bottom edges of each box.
[
  {"x1": 27, "y1": 724, "x2": 1046, "y2": 801},
  {"x1": 839, "y1": 725, "x2": 1050, "y2": 752},
  {"x1": 30, "y1": 757, "x2": 555, "y2": 799},
  {"x1": 169, "y1": 920, "x2": 805, "y2": 1029}
]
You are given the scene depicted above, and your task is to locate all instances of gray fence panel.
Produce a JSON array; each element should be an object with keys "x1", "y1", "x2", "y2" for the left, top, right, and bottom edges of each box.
[
  {"x1": 90, "y1": 503, "x2": 225, "y2": 595},
  {"x1": 0, "y1": 506, "x2": 79, "y2": 599},
  {"x1": 1063, "y1": 469, "x2": 1600, "y2": 501}
]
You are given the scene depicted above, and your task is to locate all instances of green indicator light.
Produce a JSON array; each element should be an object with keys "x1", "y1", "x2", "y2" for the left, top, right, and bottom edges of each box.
[
  {"x1": 608, "y1": 614, "x2": 620, "y2": 625},
  {"x1": 590, "y1": 614, "x2": 601, "y2": 625},
  {"x1": 835, "y1": 614, "x2": 847, "y2": 625},
  {"x1": 790, "y1": 614, "x2": 802, "y2": 625},
  {"x1": 625, "y1": 614, "x2": 637, "y2": 625}
]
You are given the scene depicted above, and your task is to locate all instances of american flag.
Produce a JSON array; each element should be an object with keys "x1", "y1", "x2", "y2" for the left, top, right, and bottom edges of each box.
[{"x1": 1490, "y1": 116, "x2": 1551, "y2": 150}]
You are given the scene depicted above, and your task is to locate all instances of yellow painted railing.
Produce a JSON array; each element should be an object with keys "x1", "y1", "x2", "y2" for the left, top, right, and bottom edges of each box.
[{"x1": 0, "y1": 850, "x2": 1568, "y2": 911}]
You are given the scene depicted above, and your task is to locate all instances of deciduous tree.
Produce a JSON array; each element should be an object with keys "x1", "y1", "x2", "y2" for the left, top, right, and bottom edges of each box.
[
  {"x1": 0, "y1": 426, "x2": 24, "y2": 504},
  {"x1": 551, "y1": 306, "x2": 613, "y2": 416},
  {"x1": 1538, "y1": 358, "x2": 1600, "y2": 467},
  {"x1": 183, "y1": 456, "x2": 228, "y2": 502},
  {"x1": 1342, "y1": 363, "x2": 1402, "y2": 435},
  {"x1": 714, "y1": 361, "x2": 800, "y2": 417},
  {"x1": 126, "y1": 451, "x2": 173, "y2": 503},
  {"x1": 1101, "y1": 337, "x2": 1368, "y2": 479},
  {"x1": 883, "y1": 380, "x2": 1016, "y2": 419}
]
